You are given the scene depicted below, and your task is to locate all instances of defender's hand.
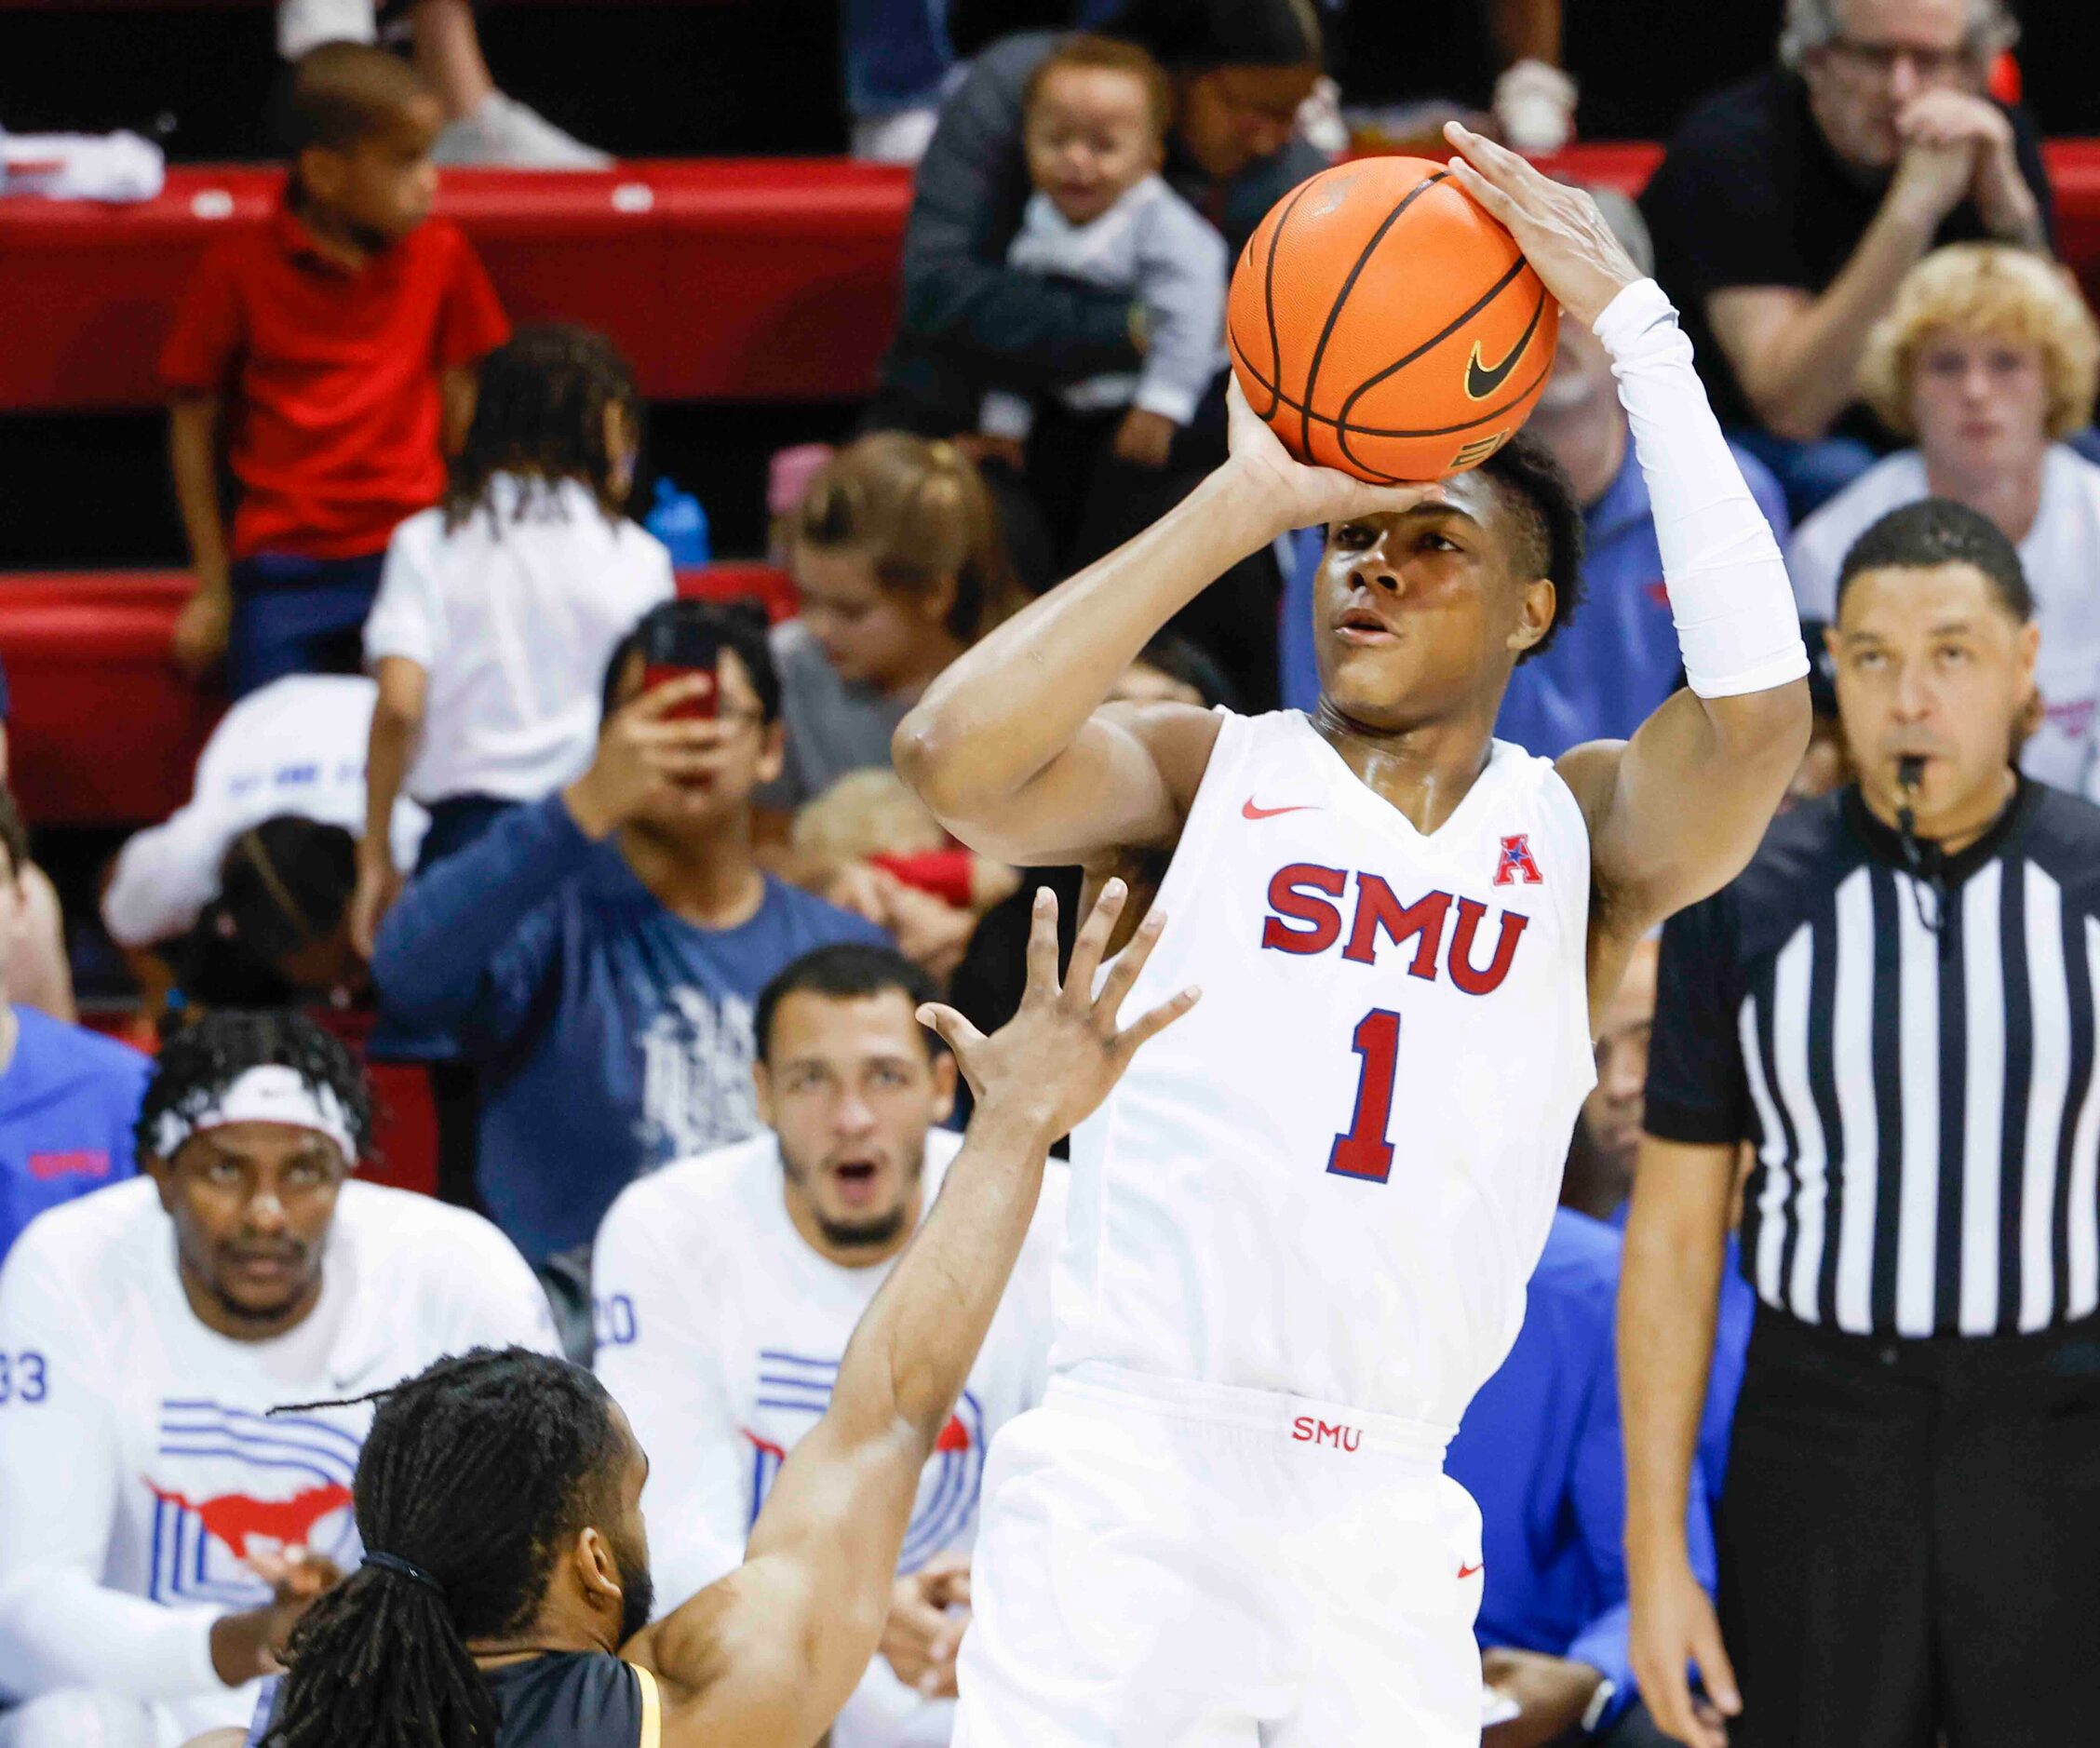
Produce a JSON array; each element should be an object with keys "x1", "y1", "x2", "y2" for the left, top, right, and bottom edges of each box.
[
  {"x1": 915, "y1": 881, "x2": 1198, "y2": 1144},
  {"x1": 1441, "y1": 120, "x2": 1645, "y2": 330}
]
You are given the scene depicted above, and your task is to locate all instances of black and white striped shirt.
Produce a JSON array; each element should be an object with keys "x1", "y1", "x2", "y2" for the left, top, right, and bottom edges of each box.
[{"x1": 1647, "y1": 780, "x2": 2100, "y2": 1338}]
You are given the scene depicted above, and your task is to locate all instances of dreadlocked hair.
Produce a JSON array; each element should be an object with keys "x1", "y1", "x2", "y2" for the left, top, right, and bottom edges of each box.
[
  {"x1": 265, "y1": 1348, "x2": 624, "y2": 1748},
  {"x1": 138, "y1": 1008, "x2": 372, "y2": 1165},
  {"x1": 443, "y1": 324, "x2": 639, "y2": 534}
]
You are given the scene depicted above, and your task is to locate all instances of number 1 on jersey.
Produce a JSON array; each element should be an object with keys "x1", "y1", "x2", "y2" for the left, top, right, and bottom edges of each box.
[{"x1": 1327, "y1": 1008, "x2": 1400, "y2": 1182}]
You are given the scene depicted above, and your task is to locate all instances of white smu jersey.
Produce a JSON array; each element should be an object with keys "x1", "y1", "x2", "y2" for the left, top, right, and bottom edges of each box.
[{"x1": 1055, "y1": 709, "x2": 1596, "y2": 1427}]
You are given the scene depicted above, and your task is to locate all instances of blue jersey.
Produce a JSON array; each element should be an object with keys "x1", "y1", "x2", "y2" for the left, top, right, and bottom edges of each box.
[
  {"x1": 372, "y1": 796, "x2": 886, "y2": 1264},
  {"x1": 0, "y1": 1008, "x2": 150, "y2": 1265}
]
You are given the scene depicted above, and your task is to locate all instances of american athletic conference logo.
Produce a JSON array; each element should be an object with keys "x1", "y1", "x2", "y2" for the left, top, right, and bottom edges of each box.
[
  {"x1": 743, "y1": 1351, "x2": 986, "y2": 1572},
  {"x1": 143, "y1": 1400, "x2": 362, "y2": 1605}
]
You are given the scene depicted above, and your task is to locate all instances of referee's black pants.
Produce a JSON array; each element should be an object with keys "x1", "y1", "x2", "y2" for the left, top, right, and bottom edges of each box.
[{"x1": 1718, "y1": 1308, "x2": 2100, "y2": 1748}]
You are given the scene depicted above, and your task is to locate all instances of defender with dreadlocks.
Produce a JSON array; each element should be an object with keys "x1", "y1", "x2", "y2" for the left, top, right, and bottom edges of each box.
[
  {"x1": 234, "y1": 882, "x2": 1192, "y2": 1748},
  {"x1": 351, "y1": 323, "x2": 675, "y2": 957},
  {"x1": 0, "y1": 1011, "x2": 553, "y2": 1748}
]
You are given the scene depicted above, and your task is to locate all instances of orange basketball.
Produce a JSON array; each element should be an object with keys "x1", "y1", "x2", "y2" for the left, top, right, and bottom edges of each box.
[{"x1": 1228, "y1": 156, "x2": 1559, "y2": 484}]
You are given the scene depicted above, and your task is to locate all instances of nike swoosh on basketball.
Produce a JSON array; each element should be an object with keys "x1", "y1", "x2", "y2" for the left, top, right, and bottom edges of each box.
[
  {"x1": 1464, "y1": 300, "x2": 1544, "y2": 400},
  {"x1": 1243, "y1": 799, "x2": 1320, "y2": 820}
]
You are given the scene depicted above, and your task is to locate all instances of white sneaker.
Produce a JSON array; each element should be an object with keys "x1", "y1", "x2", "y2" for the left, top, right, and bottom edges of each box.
[
  {"x1": 433, "y1": 92, "x2": 612, "y2": 169},
  {"x1": 277, "y1": 0, "x2": 378, "y2": 57}
]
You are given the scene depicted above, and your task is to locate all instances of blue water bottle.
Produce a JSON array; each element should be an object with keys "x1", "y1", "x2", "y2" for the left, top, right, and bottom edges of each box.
[{"x1": 647, "y1": 477, "x2": 711, "y2": 566}]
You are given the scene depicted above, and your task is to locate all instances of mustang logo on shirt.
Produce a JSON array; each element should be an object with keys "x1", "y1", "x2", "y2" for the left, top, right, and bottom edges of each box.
[{"x1": 143, "y1": 1400, "x2": 362, "y2": 1604}]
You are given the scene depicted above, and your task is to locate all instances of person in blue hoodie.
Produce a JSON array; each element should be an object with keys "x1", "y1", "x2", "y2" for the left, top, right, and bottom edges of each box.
[{"x1": 371, "y1": 601, "x2": 884, "y2": 1349}]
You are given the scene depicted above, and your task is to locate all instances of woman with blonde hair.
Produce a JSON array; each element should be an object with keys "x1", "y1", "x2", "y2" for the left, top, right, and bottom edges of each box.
[
  {"x1": 763, "y1": 432, "x2": 1024, "y2": 813},
  {"x1": 1788, "y1": 244, "x2": 2100, "y2": 785}
]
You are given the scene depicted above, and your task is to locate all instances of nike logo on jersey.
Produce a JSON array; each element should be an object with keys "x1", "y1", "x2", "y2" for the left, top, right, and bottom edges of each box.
[
  {"x1": 1464, "y1": 296, "x2": 1546, "y2": 401},
  {"x1": 1458, "y1": 1560, "x2": 1484, "y2": 1580},
  {"x1": 1243, "y1": 799, "x2": 1319, "y2": 821}
]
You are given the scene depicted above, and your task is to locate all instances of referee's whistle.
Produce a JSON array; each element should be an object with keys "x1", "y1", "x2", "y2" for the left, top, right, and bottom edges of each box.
[{"x1": 1896, "y1": 754, "x2": 1926, "y2": 794}]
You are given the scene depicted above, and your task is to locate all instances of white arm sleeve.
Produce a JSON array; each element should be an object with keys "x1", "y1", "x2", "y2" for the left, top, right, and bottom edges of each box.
[
  {"x1": 591, "y1": 1197, "x2": 749, "y2": 1612},
  {"x1": 0, "y1": 1241, "x2": 222, "y2": 1702},
  {"x1": 1596, "y1": 278, "x2": 1809, "y2": 700}
]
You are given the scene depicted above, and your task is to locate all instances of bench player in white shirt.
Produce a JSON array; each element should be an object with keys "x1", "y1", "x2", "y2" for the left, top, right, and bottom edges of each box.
[
  {"x1": 0, "y1": 1012, "x2": 555, "y2": 1748},
  {"x1": 894, "y1": 126, "x2": 1812, "y2": 1747},
  {"x1": 593, "y1": 942, "x2": 1062, "y2": 1748}
]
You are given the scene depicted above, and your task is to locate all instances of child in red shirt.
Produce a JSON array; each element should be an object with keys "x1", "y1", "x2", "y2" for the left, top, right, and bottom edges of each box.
[{"x1": 160, "y1": 43, "x2": 510, "y2": 698}]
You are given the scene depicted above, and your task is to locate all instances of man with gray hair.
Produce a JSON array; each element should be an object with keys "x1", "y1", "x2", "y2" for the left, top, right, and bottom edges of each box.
[{"x1": 1641, "y1": 0, "x2": 2052, "y2": 518}]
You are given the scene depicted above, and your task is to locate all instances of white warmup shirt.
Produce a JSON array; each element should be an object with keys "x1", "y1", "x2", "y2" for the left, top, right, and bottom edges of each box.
[
  {"x1": 0, "y1": 1178, "x2": 556, "y2": 1746},
  {"x1": 1786, "y1": 444, "x2": 2100, "y2": 789},
  {"x1": 101, "y1": 676, "x2": 429, "y2": 949},
  {"x1": 1056, "y1": 713, "x2": 1596, "y2": 1431},
  {"x1": 593, "y1": 1129, "x2": 1063, "y2": 1748},
  {"x1": 363, "y1": 471, "x2": 676, "y2": 805},
  {"x1": 980, "y1": 176, "x2": 1228, "y2": 440}
]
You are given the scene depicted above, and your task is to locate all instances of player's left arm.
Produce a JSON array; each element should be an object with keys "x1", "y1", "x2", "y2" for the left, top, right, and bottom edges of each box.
[
  {"x1": 626, "y1": 884, "x2": 1197, "y2": 1748},
  {"x1": 1444, "y1": 127, "x2": 1810, "y2": 975}
]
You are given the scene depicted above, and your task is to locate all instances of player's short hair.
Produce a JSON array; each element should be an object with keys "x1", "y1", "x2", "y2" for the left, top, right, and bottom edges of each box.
[
  {"x1": 210, "y1": 816, "x2": 358, "y2": 973},
  {"x1": 756, "y1": 942, "x2": 946, "y2": 1063},
  {"x1": 0, "y1": 781, "x2": 30, "y2": 886},
  {"x1": 139, "y1": 1008, "x2": 374, "y2": 1165},
  {"x1": 1478, "y1": 432, "x2": 1587, "y2": 664},
  {"x1": 276, "y1": 41, "x2": 434, "y2": 155},
  {"x1": 1835, "y1": 497, "x2": 2035, "y2": 622},
  {"x1": 1858, "y1": 244, "x2": 2100, "y2": 442},
  {"x1": 1025, "y1": 34, "x2": 1175, "y2": 141},
  {"x1": 599, "y1": 598, "x2": 782, "y2": 725},
  {"x1": 263, "y1": 1349, "x2": 625, "y2": 1748},
  {"x1": 1778, "y1": 0, "x2": 2015, "y2": 70}
]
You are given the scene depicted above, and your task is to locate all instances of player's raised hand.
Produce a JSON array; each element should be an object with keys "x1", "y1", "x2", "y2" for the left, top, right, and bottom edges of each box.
[
  {"x1": 915, "y1": 881, "x2": 1198, "y2": 1143},
  {"x1": 1224, "y1": 376, "x2": 1441, "y2": 531},
  {"x1": 1441, "y1": 121, "x2": 1644, "y2": 330}
]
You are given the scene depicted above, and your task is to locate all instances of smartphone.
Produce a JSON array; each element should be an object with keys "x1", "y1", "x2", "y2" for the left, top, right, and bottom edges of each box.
[{"x1": 639, "y1": 613, "x2": 721, "y2": 721}]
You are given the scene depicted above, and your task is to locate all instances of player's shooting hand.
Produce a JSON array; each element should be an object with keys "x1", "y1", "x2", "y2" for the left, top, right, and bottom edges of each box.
[
  {"x1": 915, "y1": 880, "x2": 1198, "y2": 1145},
  {"x1": 1441, "y1": 121, "x2": 1644, "y2": 330},
  {"x1": 563, "y1": 676, "x2": 724, "y2": 839},
  {"x1": 1628, "y1": 1555, "x2": 1738, "y2": 1748},
  {"x1": 881, "y1": 1552, "x2": 972, "y2": 1697},
  {"x1": 1223, "y1": 377, "x2": 1440, "y2": 533}
]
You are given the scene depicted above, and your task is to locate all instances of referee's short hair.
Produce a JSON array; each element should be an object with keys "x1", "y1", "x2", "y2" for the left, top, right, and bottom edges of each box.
[{"x1": 1835, "y1": 497, "x2": 2034, "y2": 623}]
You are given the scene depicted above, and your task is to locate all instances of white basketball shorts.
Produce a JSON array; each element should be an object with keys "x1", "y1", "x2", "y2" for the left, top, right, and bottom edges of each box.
[{"x1": 951, "y1": 1364, "x2": 1485, "y2": 1747}]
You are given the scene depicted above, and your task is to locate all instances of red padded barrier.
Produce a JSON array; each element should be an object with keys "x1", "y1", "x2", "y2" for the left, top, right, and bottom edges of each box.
[{"x1": 0, "y1": 562, "x2": 796, "y2": 826}]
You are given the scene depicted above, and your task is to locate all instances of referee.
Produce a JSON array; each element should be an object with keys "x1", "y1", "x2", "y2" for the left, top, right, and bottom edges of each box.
[{"x1": 1619, "y1": 498, "x2": 2100, "y2": 1748}]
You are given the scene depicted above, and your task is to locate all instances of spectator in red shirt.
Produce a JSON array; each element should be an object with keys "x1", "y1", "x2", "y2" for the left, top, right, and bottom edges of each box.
[{"x1": 159, "y1": 43, "x2": 510, "y2": 699}]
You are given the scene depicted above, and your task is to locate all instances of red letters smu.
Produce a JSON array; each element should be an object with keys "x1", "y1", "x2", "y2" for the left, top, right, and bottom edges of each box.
[
  {"x1": 1259, "y1": 864, "x2": 1528, "y2": 994},
  {"x1": 1291, "y1": 1415, "x2": 1362, "y2": 1451}
]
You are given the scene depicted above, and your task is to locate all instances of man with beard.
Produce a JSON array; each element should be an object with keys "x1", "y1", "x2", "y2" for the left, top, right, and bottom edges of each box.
[
  {"x1": 0, "y1": 1011, "x2": 554, "y2": 1748},
  {"x1": 590, "y1": 941, "x2": 1061, "y2": 1747},
  {"x1": 243, "y1": 882, "x2": 1191, "y2": 1748}
]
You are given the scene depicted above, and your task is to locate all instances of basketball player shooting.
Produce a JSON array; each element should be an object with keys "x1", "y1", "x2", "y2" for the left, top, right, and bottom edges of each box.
[{"x1": 893, "y1": 124, "x2": 1811, "y2": 1747}]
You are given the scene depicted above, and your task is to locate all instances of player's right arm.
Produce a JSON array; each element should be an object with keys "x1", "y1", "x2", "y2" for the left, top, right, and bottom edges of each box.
[
  {"x1": 894, "y1": 390, "x2": 1434, "y2": 868},
  {"x1": 625, "y1": 885, "x2": 1197, "y2": 1748}
]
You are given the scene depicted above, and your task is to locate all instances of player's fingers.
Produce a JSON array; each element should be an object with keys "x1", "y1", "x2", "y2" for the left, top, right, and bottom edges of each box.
[
  {"x1": 1692, "y1": 1618, "x2": 1742, "y2": 1717},
  {"x1": 1443, "y1": 120, "x2": 1540, "y2": 192},
  {"x1": 626, "y1": 673, "x2": 713, "y2": 721},
  {"x1": 1113, "y1": 985, "x2": 1201, "y2": 1058},
  {"x1": 915, "y1": 1002, "x2": 987, "y2": 1061},
  {"x1": 1019, "y1": 886, "x2": 1062, "y2": 1002},
  {"x1": 1093, "y1": 906, "x2": 1168, "y2": 1025},
  {"x1": 1443, "y1": 155, "x2": 1521, "y2": 224},
  {"x1": 1064, "y1": 878, "x2": 1127, "y2": 1001}
]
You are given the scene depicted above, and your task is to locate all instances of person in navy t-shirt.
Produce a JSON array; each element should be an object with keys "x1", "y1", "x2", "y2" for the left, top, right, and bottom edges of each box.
[
  {"x1": 0, "y1": 784, "x2": 152, "y2": 1264},
  {"x1": 372, "y1": 603, "x2": 885, "y2": 1325}
]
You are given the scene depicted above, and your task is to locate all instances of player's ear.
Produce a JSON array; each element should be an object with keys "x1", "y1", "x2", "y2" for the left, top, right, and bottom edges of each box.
[
  {"x1": 755, "y1": 718, "x2": 786, "y2": 787},
  {"x1": 1506, "y1": 576, "x2": 1555, "y2": 656},
  {"x1": 144, "y1": 1150, "x2": 180, "y2": 1217},
  {"x1": 752, "y1": 1058, "x2": 775, "y2": 1130},
  {"x1": 575, "y1": 1525, "x2": 624, "y2": 1612}
]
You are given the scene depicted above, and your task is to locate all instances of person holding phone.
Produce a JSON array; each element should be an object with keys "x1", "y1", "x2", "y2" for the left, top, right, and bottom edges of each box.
[{"x1": 370, "y1": 600, "x2": 888, "y2": 1355}]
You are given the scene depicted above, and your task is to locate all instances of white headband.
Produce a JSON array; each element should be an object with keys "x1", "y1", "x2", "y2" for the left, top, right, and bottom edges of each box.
[{"x1": 153, "y1": 1065, "x2": 357, "y2": 1163}]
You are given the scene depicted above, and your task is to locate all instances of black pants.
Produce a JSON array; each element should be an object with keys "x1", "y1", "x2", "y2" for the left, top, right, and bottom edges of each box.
[{"x1": 1718, "y1": 1308, "x2": 2100, "y2": 1748}]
